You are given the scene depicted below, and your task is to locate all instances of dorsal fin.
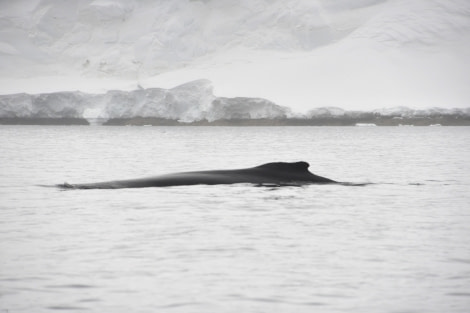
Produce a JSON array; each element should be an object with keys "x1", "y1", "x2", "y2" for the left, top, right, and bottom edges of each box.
[{"x1": 256, "y1": 161, "x2": 310, "y2": 172}]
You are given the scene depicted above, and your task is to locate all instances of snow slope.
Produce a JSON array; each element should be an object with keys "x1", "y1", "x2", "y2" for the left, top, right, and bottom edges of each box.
[{"x1": 0, "y1": 0, "x2": 469, "y2": 113}]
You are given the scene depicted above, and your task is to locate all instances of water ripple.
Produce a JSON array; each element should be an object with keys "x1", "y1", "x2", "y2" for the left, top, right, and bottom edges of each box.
[
  {"x1": 446, "y1": 292, "x2": 470, "y2": 297},
  {"x1": 45, "y1": 284, "x2": 97, "y2": 289},
  {"x1": 47, "y1": 305, "x2": 87, "y2": 311}
]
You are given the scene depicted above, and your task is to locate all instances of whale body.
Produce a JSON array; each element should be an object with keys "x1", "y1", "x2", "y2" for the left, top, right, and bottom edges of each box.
[{"x1": 59, "y1": 161, "x2": 336, "y2": 189}]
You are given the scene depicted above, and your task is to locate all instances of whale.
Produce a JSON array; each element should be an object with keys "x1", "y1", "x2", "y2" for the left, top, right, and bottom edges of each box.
[{"x1": 58, "y1": 161, "x2": 337, "y2": 189}]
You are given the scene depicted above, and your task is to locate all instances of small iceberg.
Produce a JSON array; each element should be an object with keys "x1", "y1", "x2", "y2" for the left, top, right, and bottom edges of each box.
[{"x1": 355, "y1": 123, "x2": 377, "y2": 127}]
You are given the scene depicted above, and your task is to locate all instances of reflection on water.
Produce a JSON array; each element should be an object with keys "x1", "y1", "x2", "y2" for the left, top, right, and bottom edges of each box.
[{"x1": 0, "y1": 126, "x2": 469, "y2": 313}]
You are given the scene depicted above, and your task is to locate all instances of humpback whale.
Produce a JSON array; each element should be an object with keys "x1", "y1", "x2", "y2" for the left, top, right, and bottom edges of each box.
[{"x1": 59, "y1": 161, "x2": 336, "y2": 189}]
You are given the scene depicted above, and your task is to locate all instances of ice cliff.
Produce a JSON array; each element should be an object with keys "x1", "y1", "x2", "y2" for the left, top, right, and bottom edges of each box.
[
  {"x1": 0, "y1": 79, "x2": 291, "y2": 122},
  {"x1": 1, "y1": 79, "x2": 467, "y2": 124}
]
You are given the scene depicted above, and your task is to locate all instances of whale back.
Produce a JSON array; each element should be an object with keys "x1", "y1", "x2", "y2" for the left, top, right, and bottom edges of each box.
[
  {"x1": 59, "y1": 161, "x2": 335, "y2": 189},
  {"x1": 255, "y1": 161, "x2": 310, "y2": 172},
  {"x1": 254, "y1": 161, "x2": 334, "y2": 183}
]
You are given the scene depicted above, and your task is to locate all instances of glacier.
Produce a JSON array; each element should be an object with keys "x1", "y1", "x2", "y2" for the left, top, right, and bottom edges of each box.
[
  {"x1": 1, "y1": 79, "x2": 468, "y2": 126},
  {"x1": 0, "y1": 79, "x2": 292, "y2": 123},
  {"x1": 0, "y1": 0, "x2": 469, "y2": 114}
]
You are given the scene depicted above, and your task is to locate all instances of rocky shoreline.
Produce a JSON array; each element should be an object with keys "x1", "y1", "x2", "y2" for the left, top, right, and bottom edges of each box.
[{"x1": 2, "y1": 115, "x2": 469, "y2": 126}]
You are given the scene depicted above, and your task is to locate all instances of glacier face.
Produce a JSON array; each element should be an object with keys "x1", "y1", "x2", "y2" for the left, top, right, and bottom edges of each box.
[
  {"x1": 0, "y1": 0, "x2": 469, "y2": 112},
  {"x1": 1, "y1": 79, "x2": 467, "y2": 124},
  {"x1": 0, "y1": 79, "x2": 291, "y2": 122}
]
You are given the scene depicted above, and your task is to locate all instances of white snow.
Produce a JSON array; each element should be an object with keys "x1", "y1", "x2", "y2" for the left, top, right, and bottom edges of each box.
[{"x1": 0, "y1": 0, "x2": 469, "y2": 115}]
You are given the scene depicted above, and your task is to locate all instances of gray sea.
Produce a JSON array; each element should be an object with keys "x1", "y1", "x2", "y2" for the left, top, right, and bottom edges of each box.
[{"x1": 1, "y1": 126, "x2": 469, "y2": 313}]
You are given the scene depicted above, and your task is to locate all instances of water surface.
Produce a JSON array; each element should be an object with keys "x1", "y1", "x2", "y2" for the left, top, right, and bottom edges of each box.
[{"x1": 1, "y1": 126, "x2": 469, "y2": 312}]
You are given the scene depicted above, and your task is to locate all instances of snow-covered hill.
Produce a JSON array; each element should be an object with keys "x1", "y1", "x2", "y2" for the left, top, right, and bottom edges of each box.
[{"x1": 0, "y1": 0, "x2": 469, "y2": 112}]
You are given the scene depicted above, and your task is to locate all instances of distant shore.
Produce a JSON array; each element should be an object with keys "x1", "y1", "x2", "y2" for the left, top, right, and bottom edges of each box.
[{"x1": 1, "y1": 115, "x2": 470, "y2": 126}]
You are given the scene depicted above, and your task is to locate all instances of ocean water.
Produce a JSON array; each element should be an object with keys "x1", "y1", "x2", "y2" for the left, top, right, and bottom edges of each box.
[{"x1": 0, "y1": 126, "x2": 469, "y2": 313}]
